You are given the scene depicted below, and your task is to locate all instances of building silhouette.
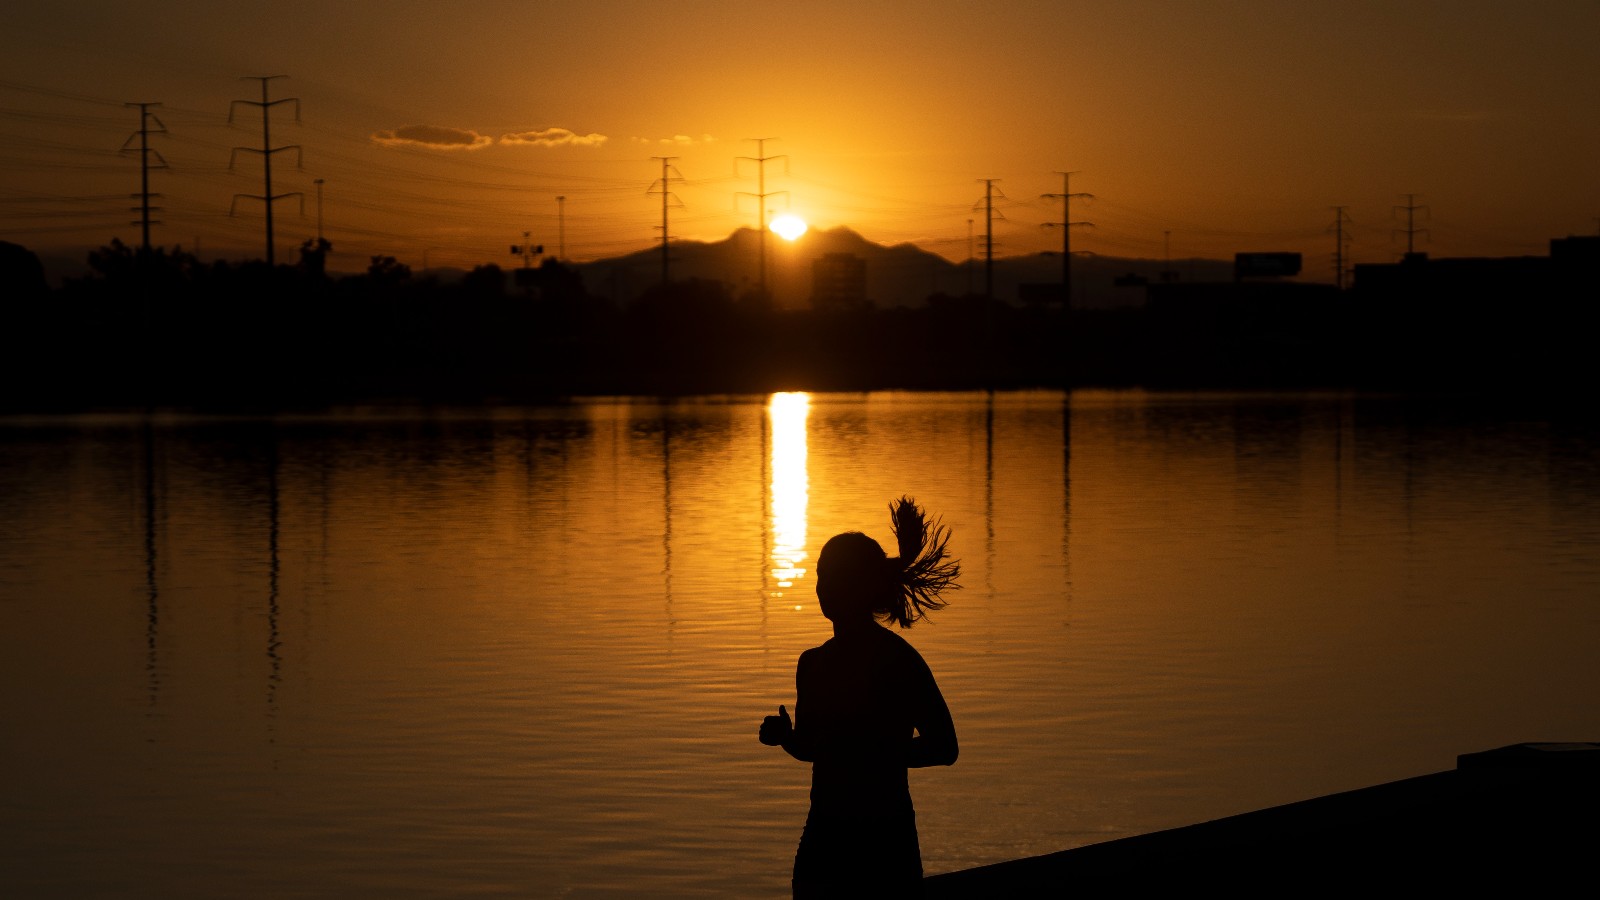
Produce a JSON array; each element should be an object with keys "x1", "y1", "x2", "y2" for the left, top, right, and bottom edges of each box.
[{"x1": 812, "y1": 252, "x2": 868, "y2": 311}]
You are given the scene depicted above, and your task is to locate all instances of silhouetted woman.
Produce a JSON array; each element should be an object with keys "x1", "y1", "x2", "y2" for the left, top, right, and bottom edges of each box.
[{"x1": 760, "y1": 496, "x2": 961, "y2": 898}]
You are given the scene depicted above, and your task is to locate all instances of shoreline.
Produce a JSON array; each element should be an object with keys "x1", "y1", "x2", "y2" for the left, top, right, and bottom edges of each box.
[{"x1": 925, "y1": 742, "x2": 1599, "y2": 894}]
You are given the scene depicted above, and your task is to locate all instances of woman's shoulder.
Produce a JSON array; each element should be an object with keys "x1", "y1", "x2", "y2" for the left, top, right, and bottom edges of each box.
[
  {"x1": 874, "y1": 624, "x2": 919, "y2": 649},
  {"x1": 873, "y1": 626, "x2": 936, "y2": 669},
  {"x1": 798, "y1": 642, "x2": 836, "y2": 668},
  {"x1": 806, "y1": 626, "x2": 928, "y2": 664}
]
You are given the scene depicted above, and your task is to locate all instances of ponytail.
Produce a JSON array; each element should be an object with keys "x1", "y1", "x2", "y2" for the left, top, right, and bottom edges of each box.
[{"x1": 880, "y1": 496, "x2": 961, "y2": 628}]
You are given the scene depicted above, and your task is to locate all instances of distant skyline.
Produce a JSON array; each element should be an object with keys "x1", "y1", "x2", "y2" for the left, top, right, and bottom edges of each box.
[{"x1": 3, "y1": 1, "x2": 1596, "y2": 282}]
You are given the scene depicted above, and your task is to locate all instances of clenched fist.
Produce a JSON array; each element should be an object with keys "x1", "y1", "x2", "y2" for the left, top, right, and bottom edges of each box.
[{"x1": 759, "y1": 704, "x2": 792, "y2": 746}]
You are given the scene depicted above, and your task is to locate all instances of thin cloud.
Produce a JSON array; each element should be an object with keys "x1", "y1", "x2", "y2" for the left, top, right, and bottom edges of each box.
[
  {"x1": 501, "y1": 127, "x2": 608, "y2": 147},
  {"x1": 372, "y1": 125, "x2": 493, "y2": 150},
  {"x1": 631, "y1": 134, "x2": 717, "y2": 146}
]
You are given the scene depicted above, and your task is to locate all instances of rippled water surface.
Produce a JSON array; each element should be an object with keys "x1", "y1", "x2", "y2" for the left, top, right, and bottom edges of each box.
[{"x1": 3, "y1": 391, "x2": 1598, "y2": 897}]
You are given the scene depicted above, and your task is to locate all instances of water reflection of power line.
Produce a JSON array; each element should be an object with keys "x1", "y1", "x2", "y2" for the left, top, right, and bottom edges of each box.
[
  {"x1": 142, "y1": 419, "x2": 161, "y2": 709},
  {"x1": 1061, "y1": 395, "x2": 1073, "y2": 604},
  {"x1": 266, "y1": 432, "x2": 282, "y2": 717},
  {"x1": 1334, "y1": 394, "x2": 1348, "y2": 521},
  {"x1": 984, "y1": 390, "x2": 995, "y2": 597},
  {"x1": 661, "y1": 410, "x2": 674, "y2": 618}
]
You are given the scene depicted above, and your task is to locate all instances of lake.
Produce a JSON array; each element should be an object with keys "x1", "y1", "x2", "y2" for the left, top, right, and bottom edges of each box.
[{"x1": 3, "y1": 390, "x2": 1598, "y2": 897}]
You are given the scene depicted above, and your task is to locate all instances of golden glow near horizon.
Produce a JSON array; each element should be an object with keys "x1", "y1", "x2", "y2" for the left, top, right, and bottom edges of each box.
[
  {"x1": 2, "y1": 3, "x2": 1596, "y2": 277},
  {"x1": 770, "y1": 214, "x2": 807, "y2": 241},
  {"x1": 768, "y1": 392, "x2": 810, "y2": 601}
]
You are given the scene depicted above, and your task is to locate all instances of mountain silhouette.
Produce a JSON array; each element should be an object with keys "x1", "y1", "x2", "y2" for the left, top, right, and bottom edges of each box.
[
  {"x1": 568, "y1": 226, "x2": 1234, "y2": 311},
  {"x1": 26, "y1": 228, "x2": 1235, "y2": 311}
]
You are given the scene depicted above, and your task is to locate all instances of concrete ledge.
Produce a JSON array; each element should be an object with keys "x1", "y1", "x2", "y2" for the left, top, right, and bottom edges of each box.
[{"x1": 925, "y1": 742, "x2": 1600, "y2": 896}]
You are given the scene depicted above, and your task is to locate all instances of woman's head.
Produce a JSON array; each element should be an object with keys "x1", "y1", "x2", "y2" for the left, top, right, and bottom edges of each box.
[
  {"x1": 815, "y1": 497, "x2": 962, "y2": 629},
  {"x1": 816, "y1": 531, "x2": 896, "y2": 624}
]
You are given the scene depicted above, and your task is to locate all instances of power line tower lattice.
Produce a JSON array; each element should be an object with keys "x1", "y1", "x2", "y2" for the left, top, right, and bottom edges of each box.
[
  {"x1": 1330, "y1": 206, "x2": 1353, "y2": 289},
  {"x1": 736, "y1": 138, "x2": 789, "y2": 304},
  {"x1": 973, "y1": 179, "x2": 1005, "y2": 303},
  {"x1": 229, "y1": 76, "x2": 303, "y2": 266},
  {"x1": 121, "y1": 102, "x2": 168, "y2": 256},
  {"x1": 1041, "y1": 170, "x2": 1093, "y2": 307},
  {"x1": 974, "y1": 178, "x2": 1005, "y2": 386},
  {"x1": 556, "y1": 195, "x2": 566, "y2": 261},
  {"x1": 511, "y1": 232, "x2": 543, "y2": 292},
  {"x1": 1393, "y1": 193, "x2": 1430, "y2": 259},
  {"x1": 648, "y1": 157, "x2": 683, "y2": 285}
]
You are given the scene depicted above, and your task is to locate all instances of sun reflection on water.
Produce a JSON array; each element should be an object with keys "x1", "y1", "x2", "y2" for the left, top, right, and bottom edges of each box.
[{"x1": 768, "y1": 392, "x2": 810, "y2": 601}]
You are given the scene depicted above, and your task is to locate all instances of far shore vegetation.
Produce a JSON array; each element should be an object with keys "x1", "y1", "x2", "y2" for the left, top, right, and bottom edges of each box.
[{"x1": 1, "y1": 236, "x2": 1593, "y2": 412}]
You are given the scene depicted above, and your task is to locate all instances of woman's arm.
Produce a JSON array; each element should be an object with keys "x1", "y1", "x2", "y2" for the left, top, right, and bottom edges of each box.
[
  {"x1": 758, "y1": 652, "x2": 817, "y2": 762},
  {"x1": 783, "y1": 652, "x2": 817, "y2": 762},
  {"x1": 907, "y1": 657, "x2": 958, "y2": 768}
]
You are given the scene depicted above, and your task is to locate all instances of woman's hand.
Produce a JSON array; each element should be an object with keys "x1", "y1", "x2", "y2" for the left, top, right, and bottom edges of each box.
[{"x1": 759, "y1": 704, "x2": 793, "y2": 746}]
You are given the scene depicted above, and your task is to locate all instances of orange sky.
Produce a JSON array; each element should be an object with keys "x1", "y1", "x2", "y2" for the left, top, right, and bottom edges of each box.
[{"x1": 3, "y1": 1, "x2": 1596, "y2": 282}]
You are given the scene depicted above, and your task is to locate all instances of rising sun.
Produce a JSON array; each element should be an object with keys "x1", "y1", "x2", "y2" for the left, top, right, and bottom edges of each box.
[{"x1": 770, "y1": 214, "x2": 808, "y2": 241}]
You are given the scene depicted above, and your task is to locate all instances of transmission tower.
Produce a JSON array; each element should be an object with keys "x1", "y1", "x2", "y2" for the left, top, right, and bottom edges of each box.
[
  {"x1": 1392, "y1": 193, "x2": 1430, "y2": 258},
  {"x1": 313, "y1": 178, "x2": 325, "y2": 242},
  {"x1": 1041, "y1": 171, "x2": 1094, "y2": 306},
  {"x1": 511, "y1": 231, "x2": 543, "y2": 269},
  {"x1": 229, "y1": 76, "x2": 302, "y2": 265},
  {"x1": 648, "y1": 157, "x2": 682, "y2": 285},
  {"x1": 509, "y1": 231, "x2": 543, "y2": 293},
  {"x1": 556, "y1": 195, "x2": 566, "y2": 261},
  {"x1": 121, "y1": 102, "x2": 168, "y2": 256},
  {"x1": 735, "y1": 138, "x2": 790, "y2": 302},
  {"x1": 973, "y1": 179, "x2": 1005, "y2": 302},
  {"x1": 1330, "y1": 206, "x2": 1353, "y2": 289},
  {"x1": 973, "y1": 178, "x2": 1006, "y2": 384},
  {"x1": 966, "y1": 219, "x2": 974, "y2": 295}
]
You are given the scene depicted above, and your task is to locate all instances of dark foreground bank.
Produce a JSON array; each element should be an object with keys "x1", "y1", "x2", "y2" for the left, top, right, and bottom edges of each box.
[{"x1": 925, "y1": 742, "x2": 1600, "y2": 896}]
